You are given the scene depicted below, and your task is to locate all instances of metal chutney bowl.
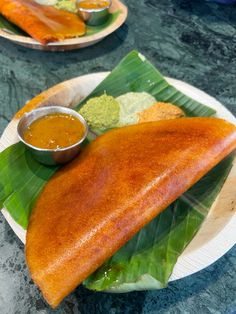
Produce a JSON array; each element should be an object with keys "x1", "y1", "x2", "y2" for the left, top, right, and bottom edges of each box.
[
  {"x1": 77, "y1": 0, "x2": 112, "y2": 26},
  {"x1": 17, "y1": 106, "x2": 88, "y2": 166}
]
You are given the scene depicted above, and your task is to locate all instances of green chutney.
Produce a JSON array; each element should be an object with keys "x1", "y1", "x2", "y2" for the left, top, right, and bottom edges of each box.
[
  {"x1": 55, "y1": 0, "x2": 77, "y2": 12},
  {"x1": 79, "y1": 94, "x2": 120, "y2": 130}
]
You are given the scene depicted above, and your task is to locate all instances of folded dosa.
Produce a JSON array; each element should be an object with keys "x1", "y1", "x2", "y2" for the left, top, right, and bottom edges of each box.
[
  {"x1": 26, "y1": 117, "x2": 236, "y2": 307},
  {"x1": 0, "y1": 0, "x2": 86, "y2": 45}
]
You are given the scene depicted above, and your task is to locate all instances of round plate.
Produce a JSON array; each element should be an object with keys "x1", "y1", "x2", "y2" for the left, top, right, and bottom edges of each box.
[
  {"x1": 0, "y1": 72, "x2": 235, "y2": 282},
  {"x1": 0, "y1": 0, "x2": 128, "y2": 51}
]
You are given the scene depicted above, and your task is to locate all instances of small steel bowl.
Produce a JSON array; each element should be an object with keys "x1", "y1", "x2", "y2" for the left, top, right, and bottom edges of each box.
[
  {"x1": 77, "y1": 0, "x2": 112, "y2": 26},
  {"x1": 17, "y1": 106, "x2": 88, "y2": 166}
]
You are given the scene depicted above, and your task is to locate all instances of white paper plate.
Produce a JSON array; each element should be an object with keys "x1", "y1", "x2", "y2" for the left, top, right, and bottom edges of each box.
[{"x1": 0, "y1": 73, "x2": 235, "y2": 282}]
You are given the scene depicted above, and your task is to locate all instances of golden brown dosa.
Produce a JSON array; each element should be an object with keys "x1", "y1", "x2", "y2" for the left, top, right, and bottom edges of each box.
[
  {"x1": 26, "y1": 117, "x2": 236, "y2": 307},
  {"x1": 0, "y1": 0, "x2": 86, "y2": 45}
]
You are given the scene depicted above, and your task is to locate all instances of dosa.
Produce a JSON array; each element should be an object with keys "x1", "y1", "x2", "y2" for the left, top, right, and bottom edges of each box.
[
  {"x1": 0, "y1": 0, "x2": 86, "y2": 45},
  {"x1": 26, "y1": 117, "x2": 236, "y2": 307}
]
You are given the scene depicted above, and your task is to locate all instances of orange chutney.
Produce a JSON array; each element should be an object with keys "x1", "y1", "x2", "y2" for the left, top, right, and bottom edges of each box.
[
  {"x1": 23, "y1": 113, "x2": 85, "y2": 150},
  {"x1": 78, "y1": 0, "x2": 110, "y2": 10}
]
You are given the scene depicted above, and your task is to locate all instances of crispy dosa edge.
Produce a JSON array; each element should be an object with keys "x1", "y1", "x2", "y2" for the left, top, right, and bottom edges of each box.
[{"x1": 26, "y1": 117, "x2": 236, "y2": 308}]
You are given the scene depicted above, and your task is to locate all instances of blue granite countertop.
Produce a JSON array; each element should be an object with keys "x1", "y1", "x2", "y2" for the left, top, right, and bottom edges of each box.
[{"x1": 0, "y1": 0, "x2": 235, "y2": 313}]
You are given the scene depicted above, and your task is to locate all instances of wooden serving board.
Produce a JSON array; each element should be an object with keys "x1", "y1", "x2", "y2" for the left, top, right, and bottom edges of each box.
[
  {"x1": 0, "y1": 73, "x2": 235, "y2": 282},
  {"x1": 0, "y1": 0, "x2": 128, "y2": 51}
]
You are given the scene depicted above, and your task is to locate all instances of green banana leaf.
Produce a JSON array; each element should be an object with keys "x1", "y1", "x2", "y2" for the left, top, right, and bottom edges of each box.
[
  {"x1": 0, "y1": 143, "x2": 58, "y2": 229},
  {"x1": 0, "y1": 50, "x2": 226, "y2": 292},
  {"x1": 0, "y1": 15, "x2": 26, "y2": 35},
  {"x1": 75, "y1": 51, "x2": 216, "y2": 117},
  {"x1": 0, "y1": 11, "x2": 121, "y2": 38},
  {"x1": 84, "y1": 155, "x2": 233, "y2": 291},
  {"x1": 86, "y1": 11, "x2": 121, "y2": 36},
  {"x1": 0, "y1": 51, "x2": 216, "y2": 229}
]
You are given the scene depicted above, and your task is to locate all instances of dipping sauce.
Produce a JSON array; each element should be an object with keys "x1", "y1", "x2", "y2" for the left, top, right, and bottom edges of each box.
[
  {"x1": 23, "y1": 113, "x2": 85, "y2": 150},
  {"x1": 78, "y1": 0, "x2": 110, "y2": 10}
]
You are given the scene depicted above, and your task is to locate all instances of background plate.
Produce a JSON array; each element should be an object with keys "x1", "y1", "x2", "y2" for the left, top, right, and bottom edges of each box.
[
  {"x1": 0, "y1": 0, "x2": 128, "y2": 51},
  {"x1": 0, "y1": 72, "x2": 235, "y2": 282}
]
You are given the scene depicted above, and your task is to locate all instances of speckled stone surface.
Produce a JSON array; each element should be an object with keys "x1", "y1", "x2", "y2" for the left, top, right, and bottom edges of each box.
[{"x1": 0, "y1": 0, "x2": 236, "y2": 313}]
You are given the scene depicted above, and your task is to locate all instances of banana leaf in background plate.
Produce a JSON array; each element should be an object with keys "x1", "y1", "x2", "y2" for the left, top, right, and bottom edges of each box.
[
  {"x1": 0, "y1": 50, "x2": 230, "y2": 292},
  {"x1": 0, "y1": 15, "x2": 26, "y2": 35},
  {"x1": 0, "y1": 10, "x2": 121, "y2": 37}
]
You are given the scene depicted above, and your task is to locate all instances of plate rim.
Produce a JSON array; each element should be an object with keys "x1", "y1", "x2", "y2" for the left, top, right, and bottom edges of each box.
[
  {"x1": 0, "y1": 0, "x2": 128, "y2": 50},
  {"x1": 0, "y1": 72, "x2": 235, "y2": 283}
]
